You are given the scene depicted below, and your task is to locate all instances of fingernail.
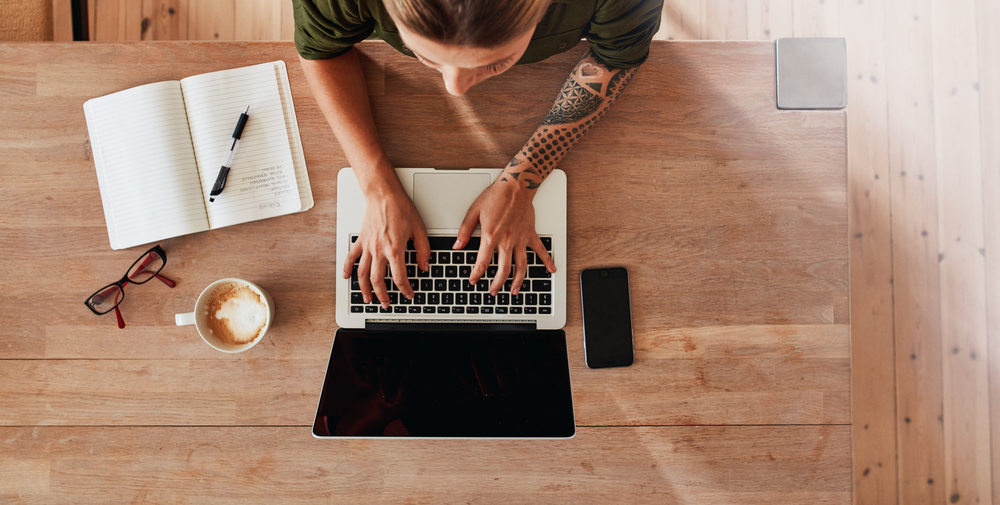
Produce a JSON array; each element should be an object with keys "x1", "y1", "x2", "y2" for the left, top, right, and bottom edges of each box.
[
  {"x1": 453, "y1": 239, "x2": 461, "y2": 249},
  {"x1": 422, "y1": 262, "x2": 429, "y2": 271},
  {"x1": 513, "y1": 289, "x2": 519, "y2": 296}
]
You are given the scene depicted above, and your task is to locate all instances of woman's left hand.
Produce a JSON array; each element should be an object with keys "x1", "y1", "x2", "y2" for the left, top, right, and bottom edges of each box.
[{"x1": 455, "y1": 177, "x2": 557, "y2": 296}]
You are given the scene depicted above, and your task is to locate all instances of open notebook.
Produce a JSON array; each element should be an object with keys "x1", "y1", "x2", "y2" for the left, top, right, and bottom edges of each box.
[{"x1": 83, "y1": 61, "x2": 313, "y2": 250}]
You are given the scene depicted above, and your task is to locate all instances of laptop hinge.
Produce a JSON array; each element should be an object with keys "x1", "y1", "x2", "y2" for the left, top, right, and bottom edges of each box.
[{"x1": 364, "y1": 320, "x2": 537, "y2": 334}]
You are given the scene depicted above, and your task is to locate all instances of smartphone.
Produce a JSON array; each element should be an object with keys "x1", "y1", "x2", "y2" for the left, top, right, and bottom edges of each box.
[{"x1": 580, "y1": 267, "x2": 634, "y2": 368}]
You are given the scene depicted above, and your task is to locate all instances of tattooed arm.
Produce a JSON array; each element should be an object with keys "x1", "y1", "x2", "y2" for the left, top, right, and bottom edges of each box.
[{"x1": 455, "y1": 50, "x2": 639, "y2": 295}]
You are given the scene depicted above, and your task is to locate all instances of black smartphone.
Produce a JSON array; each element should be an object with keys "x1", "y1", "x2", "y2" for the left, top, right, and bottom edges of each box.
[{"x1": 580, "y1": 267, "x2": 634, "y2": 368}]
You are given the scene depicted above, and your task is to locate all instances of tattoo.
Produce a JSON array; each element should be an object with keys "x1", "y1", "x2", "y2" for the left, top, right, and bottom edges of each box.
[
  {"x1": 504, "y1": 52, "x2": 639, "y2": 192},
  {"x1": 541, "y1": 79, "x2": 604, "y2": 125},
  {"x1": 606, "y1": 67, "x2": 637, "y2": 99}
]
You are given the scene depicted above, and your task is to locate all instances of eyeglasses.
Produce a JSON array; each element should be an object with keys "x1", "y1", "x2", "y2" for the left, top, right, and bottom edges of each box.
[{"x1": 84, "y1": 245, "x2": 176, "y2": 328}]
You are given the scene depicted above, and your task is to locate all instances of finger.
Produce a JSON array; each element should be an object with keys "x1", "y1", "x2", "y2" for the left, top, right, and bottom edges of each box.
[
  {"x1": 455, "y1": 204, "x2": 480, "y2": 250},
  {"x1": 413, "y1": 228, "x2": 431, "y2": 271},
  {"x1": 357, "y1": 251, "x2": 374, "y2": 303},
  {"x1": 490, "y1": 247, "x2": 511, "y2": 296},
  {"x1": 532, "y1": 235, "x2": 557, "y2": 273},
  {"x1": 469, "y1": 238, "x2": 493, "y2": 285},
  {"x1": 511, "y1": 246, "x2": 528, "y2": 296},
  {"x1": 388, "y1": 251, "x2": 412, "y2": 299},
  {"x1": 369, "y1": 256, "x2": 391, "y2": 308},
  {"x1": 343, "y1": 238, "x2": 364, "y2": 279}
]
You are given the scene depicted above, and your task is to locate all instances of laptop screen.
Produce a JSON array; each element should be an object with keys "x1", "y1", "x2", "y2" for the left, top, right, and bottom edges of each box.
[{"x1": 313, "y1": 329, "x2": 575, "y2": 438}]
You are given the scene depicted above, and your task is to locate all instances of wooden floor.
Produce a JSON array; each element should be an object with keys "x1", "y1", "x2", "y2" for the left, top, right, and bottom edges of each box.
[{"x1": 68, "y1": 0, "x2": 1000, "y2": 503}]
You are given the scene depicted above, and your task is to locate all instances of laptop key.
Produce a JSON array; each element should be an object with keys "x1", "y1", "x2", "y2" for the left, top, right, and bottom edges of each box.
[
  {"x1": 432, "y1": 266, "x2": 443, "y2": 277},
  {"x1": 365, "y1": 306, "x2": 377, "y2": 313},
  {"x1": 407, "y1": 265, "x2": 415, "y2": 277},
  {"x1": 539, "y1": 307, "x2": 551, "y2": 314},
  {"x1": 476, "y1": 280, "x2": 489, "y2": 292},
  {"x1": 408, "y1": 279, "x2": 418, "y2": 290},
  {"x1": 394, "y1": 306, "x2": 407, "y2": 314},
  {"x1": 481, "y1": 307, "x2": 494, "y2": 314},
  {"x1": 452, "y1": 252, "x2": 464, "y2": 264},
  {"x1": 400, "y1": 296, "x2": 411, "y2": 305},
  {"x1": 389, "y1": 293, "x2": 398, "y2": 304},
  {"x1": 351, "y1": 280, "x2": 360, "y2": 290},
  {"x1": 414, "y1": 293, "x2": 426, "y2": 304},
  {"x1": 526, "y1": 293, "x2": 537, "y2": 305},
  {"x1": 417, "y1": 268, "x2": 429, "y2": 278},
  {"x1": 470, "y1": 293, "x2": 481, "y2": 305},
  {"x1": 421, "y1": 279, "x2": 433, "y2": 291},
  {"x1": 428, "y1": 293, "x2": 439, "y2": 305},
  {"x1": 466, "y1": 252, "x2": 477, "y2": 264},
  {"x1": 409, "y1": 306, "x2": 421, "y2": 314},
  {"x1": 428, "y1": 251, "x2": 436, "y2": 263},
  {"x1": 351, "y1": 306, "x2": 364, "y2": 313},
  {"x1": 497, "y1": 293, "x2": 509, "y2": 305},
  {"x1": 445, "y1": 266, "x2": 457, "y2": 278},
  {"x1": 463, "y1": 280, "x2": 476, "y2": 292},
  {"x1": 484, "y1": 293, "x2": 496, "y2": 305},
  {"x1": 438, "y1": 253, "x2": 449, "y2": 264},
  {"x1": 524, "y1": 307, "x2": 537, "y2": 314},
  {"x1": 540, "y1": 293, "x2": 551, "y2": 305},
  {"x1": 437, "y1": 306, "x2": 450, "y2": 314},
  {"x1": 423, "y1": 307, "x2": 435, "y2": 314},
  {"x1": 512, "y1": 294, "x2": 524, "y2": 305},
  {"x1": 510, "y1": 307, "x2": 523, "y2": 314},
  {"x1": 448, "y1": 279, "x2": 461, "y2": 291},
  {"x1": 452, "y1": 306, "x2": 465, "y2": 314},
  {"x1": 442, "y1": 293, "x2": 453, "y2": 305},
  {"x1": 528, "y1": 266, "x2": 550, "y2": 278},
  {"x1": 541, "y1": 237, "x2": 552, "y2": 251},
  {"x1": 487, "y1": 266, "x2": 498, "y2": 278},
  {"x1": 379, "y1": 306, "x2": 392, "y2": 313},
  {"x1": 495, "y1": 307, "x2": 508, "y2": 314},
  {"x1": 434, "y1": 279, "x2": 447, "y2": 291},
  {"x1": 532, "y1": 280, "x2": 552, "y2": 292},
  {"x1": 351, "y1": 293, "x2": 363, "y2": 304},
  {"x1": 456, "y1": 293, "x2": 467, "y2": 305},
  {"x1": 467, "y1": 307, "x2": 480, "y2": 314},
  {"x1": 459, "y1": 266, "x2": 472, "y2": 278}
]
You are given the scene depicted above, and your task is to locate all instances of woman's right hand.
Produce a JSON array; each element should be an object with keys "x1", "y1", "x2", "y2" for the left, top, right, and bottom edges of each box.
[{"x1": 342, "y1": 181, "x2": 431, "y2": 309}]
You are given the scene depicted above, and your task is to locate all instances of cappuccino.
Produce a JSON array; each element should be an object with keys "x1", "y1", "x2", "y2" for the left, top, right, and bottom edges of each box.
[{"x1": 204, "y1": 282, "x2": 268, "y2": 346}]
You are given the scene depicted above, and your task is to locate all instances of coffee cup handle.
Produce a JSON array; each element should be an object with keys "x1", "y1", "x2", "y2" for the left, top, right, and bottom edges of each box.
[{"x1": 175, "y1": 312, "x2": 196, "y2": 326}]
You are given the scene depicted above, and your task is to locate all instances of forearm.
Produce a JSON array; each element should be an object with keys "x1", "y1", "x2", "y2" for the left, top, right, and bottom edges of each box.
[
  {"x1": 299, "y1": 51, "x2": 399, "y2": 196},
  {"x1": 499, "y1": 51, "x2": 639, "y2": 189}
]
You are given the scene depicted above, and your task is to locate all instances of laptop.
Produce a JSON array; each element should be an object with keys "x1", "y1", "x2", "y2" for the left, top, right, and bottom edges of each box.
[{"x1": 312, "y1": 168, "x2": 574, "y2": 439}]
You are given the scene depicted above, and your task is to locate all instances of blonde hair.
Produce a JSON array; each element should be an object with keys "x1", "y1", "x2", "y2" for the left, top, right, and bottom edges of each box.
[{"x1": 384, "y1": 0, "x2": 551, "y2": 48}]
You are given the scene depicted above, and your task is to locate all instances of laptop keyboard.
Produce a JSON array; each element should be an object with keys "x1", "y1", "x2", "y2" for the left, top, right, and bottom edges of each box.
[{"x1": 349, "y1": 236, "x2": 553, "y2": 316}]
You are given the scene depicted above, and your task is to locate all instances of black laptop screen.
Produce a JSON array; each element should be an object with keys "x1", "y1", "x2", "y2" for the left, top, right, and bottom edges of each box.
[{"x1": 313, "y1": 329, "x2": 575, "y2": 438}]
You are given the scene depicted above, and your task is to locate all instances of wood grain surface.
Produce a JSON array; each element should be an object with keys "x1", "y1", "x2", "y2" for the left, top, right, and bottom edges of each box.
[{"x1": 0, "y1": 41, "x2": 848, "y2": 502}]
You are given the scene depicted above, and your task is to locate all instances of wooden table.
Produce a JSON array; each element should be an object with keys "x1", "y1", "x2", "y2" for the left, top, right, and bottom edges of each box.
[{"x1": 0, "y1": 41, "x2": 849, "y2": 503}]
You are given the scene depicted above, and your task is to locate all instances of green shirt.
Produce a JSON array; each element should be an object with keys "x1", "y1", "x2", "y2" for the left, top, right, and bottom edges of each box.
[{"x1": 294, "y1": 0, "x2": 662, "y2": 68}]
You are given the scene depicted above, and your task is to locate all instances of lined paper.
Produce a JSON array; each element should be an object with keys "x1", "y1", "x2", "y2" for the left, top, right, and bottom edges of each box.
[
  {"x1": 83, "y1": 81, "x2": 210, "y2": 250},
  {"x1": 181, "y1": 62, "x2": 301, "y2": 229}
]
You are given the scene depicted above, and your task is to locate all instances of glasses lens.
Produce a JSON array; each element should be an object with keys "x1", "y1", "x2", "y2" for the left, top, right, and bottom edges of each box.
[
  {"x1": 87, "y1": 284, "x2": 124, "y2": 314},
  {"x1": 127, "y1": 251, "x2": 164, "y2": 283}
]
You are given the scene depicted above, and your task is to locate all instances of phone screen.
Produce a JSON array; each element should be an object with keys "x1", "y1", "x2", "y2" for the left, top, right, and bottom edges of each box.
[{"x1": 580, "y1": 267, "x2": 634, "y2": 368}]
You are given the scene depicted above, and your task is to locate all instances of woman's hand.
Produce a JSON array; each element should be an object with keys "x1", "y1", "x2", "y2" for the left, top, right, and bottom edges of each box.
[
  {"x1": 455, "y1": 177, "x2": 556, "y2": 296},
  {"x1": 342, "y1": 182, "x2": 430, "y2": 308}
]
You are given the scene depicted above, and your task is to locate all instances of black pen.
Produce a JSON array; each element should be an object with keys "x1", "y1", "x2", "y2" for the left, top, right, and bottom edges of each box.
[{"x1": 209, "y1": 105, "x2": 250, "y2": 203}]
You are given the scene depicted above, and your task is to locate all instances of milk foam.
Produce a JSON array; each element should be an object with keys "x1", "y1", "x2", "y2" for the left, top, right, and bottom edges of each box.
[{"x1": 205, "y1": 283, "x2": 267, "y2": 346}]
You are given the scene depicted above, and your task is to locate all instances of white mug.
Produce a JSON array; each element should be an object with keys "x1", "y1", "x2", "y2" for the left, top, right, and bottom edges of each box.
[{"x1": 175, "y1": 278, "x2": 274, "y2": 353}]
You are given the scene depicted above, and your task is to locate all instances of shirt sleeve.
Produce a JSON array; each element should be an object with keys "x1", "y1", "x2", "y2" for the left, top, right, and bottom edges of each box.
[
  {"x1": 293, "y1": 0, "x2": 376, "y2": 60},
  {"x1": 585, "y1": 0, "x2": 663, "y2": 68}
]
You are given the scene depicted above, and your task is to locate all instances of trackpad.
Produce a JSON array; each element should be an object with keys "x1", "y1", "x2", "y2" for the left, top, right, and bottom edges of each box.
[{"x1": 413, "y1": 172, "x2": 492, "y2": 229}]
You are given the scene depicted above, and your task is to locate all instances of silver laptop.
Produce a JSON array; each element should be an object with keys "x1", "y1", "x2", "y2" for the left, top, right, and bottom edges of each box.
[{"x1": 312, "y1": 168, "x2": 574, "y2": 439}]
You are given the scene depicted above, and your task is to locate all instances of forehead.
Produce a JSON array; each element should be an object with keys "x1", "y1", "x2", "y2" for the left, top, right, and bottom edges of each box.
[{"x1": 397, "y1": 24, "x2": 531, "y2": 68}]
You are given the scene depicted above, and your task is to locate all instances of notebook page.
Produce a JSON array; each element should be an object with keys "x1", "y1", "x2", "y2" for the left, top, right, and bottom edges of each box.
[
  {"x1": 272, "y1": 61, "x2": 314, "y2": 210},
  {"x1": 180, "y1": 63, "x2": 301, "y2": 229},
  {"x1": 83, "y1": 81, "x2": 210, "y2": 250}
]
